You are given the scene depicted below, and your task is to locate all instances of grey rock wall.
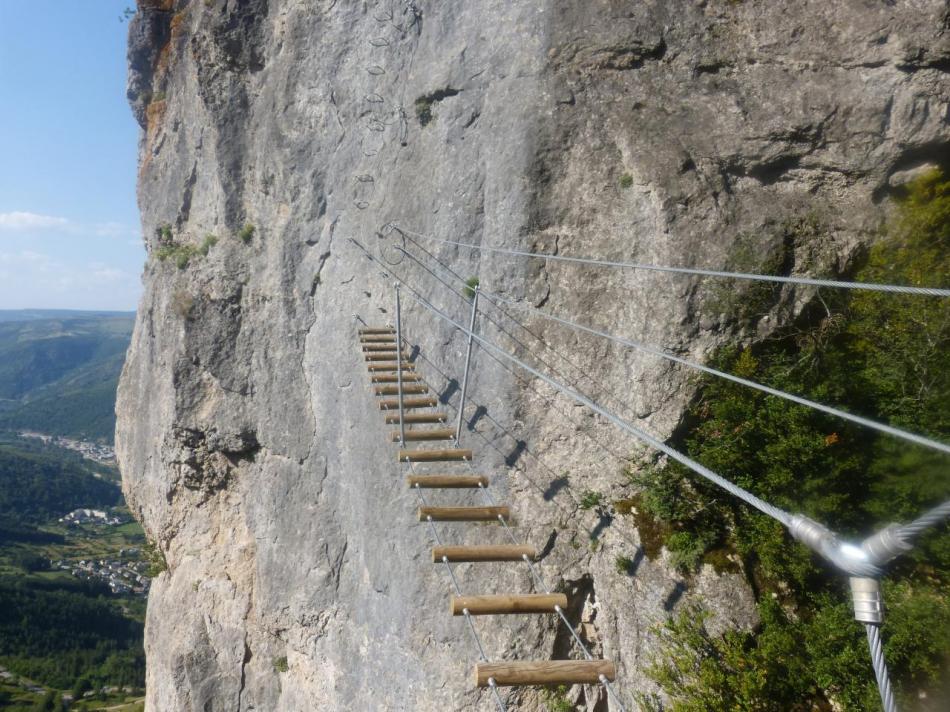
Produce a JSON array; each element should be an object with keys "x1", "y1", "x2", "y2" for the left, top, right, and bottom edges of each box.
[{"x1": 117, "y1": 0, "x2": 950, "y2": 709}]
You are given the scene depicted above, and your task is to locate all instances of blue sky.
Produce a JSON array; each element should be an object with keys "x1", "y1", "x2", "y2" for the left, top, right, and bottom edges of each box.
[{"x1": 0, "y1": 1, "x2": 143, "y2": 311}]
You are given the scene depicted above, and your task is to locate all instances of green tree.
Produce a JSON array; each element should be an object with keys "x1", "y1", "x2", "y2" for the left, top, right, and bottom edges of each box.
[{"x1": 638, "y1": 169, "x2": 950, "y2": 709}]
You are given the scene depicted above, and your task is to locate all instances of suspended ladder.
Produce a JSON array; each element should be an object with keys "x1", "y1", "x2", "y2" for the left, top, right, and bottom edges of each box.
[
  {"x1": 345, "y1": 224, "x2": 950, "y2": 712},
  {"x1": 358, "y1": 304, "x2": 623, "y2": 710}
]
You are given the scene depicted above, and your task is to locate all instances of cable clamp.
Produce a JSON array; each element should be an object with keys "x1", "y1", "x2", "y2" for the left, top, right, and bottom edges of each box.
[
  {"x1": 849, "y1": 576, "x2": 884, "y2": 624},
  {"x1": 860, "y1": 524, "x2": 913, "y2": 567},
  {"x1": 789, "y1": 514, "x2": 884, "y2": 578}
]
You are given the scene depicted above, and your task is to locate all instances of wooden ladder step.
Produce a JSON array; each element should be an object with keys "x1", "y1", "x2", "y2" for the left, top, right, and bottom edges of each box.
[
  {"x1": 399, "y1": 448, "x2": 472, "y2": 462},
  {"x1": 360, "y1": 335, "x2": 396, "y2": 343},
  {"x1": 385, "y1": 412, "x2": 447, "y2": 424},
  {"x1": 432, "y1": 545, "x2": 535, "y2": 563},
  {"x1": 372, "y1": 373, "x2": 422, "y2": 383},
  {"x1": 407, "y1": 474, "x2": 488, "y2": 489},
  {"x1": 391, "y1": 427, "x2": 453, "y2": 441},
  {"x1": 363, "y1": 343, "x2": 400, "y2": 352},
  {"x1": 379, "y1": 397, "x2": 437, "y2": 410},
  {"x1": 366, "y1": 352, "x2": 412, "y2": 362},
  {"x1": 452, "y1": 593, "x2": 567, "y2": 616},
  {"x1": 358, "y1": 328, "x2": 394, "y2": 335},
  {"x1": 376, "y1": 384, "x2": 429, "y2": 396},
  {"x1": 368, "y1": 362, "x2": 415, "y2": 372},
  {"x1": 418, "y1": 506, "x2": 509, "y2": 522},
  {"x1": 475, "y1": 660, "x2": 616, "y2": 687}
]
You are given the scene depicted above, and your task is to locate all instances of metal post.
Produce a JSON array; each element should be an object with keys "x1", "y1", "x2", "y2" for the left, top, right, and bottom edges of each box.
[
  {"x1": 455, "y1": 285, "x2": 480, "y2": 443},
  {"x1": 394, "y1": 283, "x2": 405, "y2": 446}
]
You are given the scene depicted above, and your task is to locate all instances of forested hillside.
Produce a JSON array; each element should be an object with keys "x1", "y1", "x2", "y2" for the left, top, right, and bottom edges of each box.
[
  {"x1": 0, "y1": 312, "x2": 133, "y2": 443},
  {"x1": 0, "y1": 445, "x2": 120, "y2": 528}
]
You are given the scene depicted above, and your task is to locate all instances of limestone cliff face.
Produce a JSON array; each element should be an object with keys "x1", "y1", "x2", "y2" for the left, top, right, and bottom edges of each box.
[{"x1": 117, "y1": 1, "x2": 950, "y2": 709}]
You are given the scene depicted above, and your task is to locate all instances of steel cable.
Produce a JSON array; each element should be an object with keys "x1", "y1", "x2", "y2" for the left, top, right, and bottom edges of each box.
[
  {"x1": 395, "y1": 281, "x2": 796, "y2": 529},
  {"x1": 388, "y1": 224, "x2": 950, "y2": 298},
  {"x1": 393, "y1": 244, "x2": 950, "y2": 456}
]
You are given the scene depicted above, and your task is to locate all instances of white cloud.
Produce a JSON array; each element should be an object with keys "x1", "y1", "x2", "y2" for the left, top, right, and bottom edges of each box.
[
  {"x1": 0, "y1": 249, "x2": 140, "y2": 310},
  {"x1": 0, "y1": 211, "x2": 70, "y2": 231}
]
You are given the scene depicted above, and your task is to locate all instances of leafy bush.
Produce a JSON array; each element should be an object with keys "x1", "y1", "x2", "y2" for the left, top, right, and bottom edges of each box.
[
  {"x1": 578, "y1": 490, "x2": 603, "y2": 510},
  {"x1": 238, "y1": 224, "x2": 255, "y2": 243},
  {"x1": 637, "y1": 169, "x2": 950, "y2": 708},
  {"x1": 541, "y1": 685, "x2": 573, "y2": 711},
  {"x1": 619, "y1": 173, "x2": 633, "y2": 188},
  {"x1": 615, "y1": 555, "x2": 633, "y2": 575},
  {"x1": 414, "y1": 97, "x2": 433, "y2": 126},
  {"x1": 155, "y1": 234, "x2": 218, "y2": 269},
  {"x1": 463, "y1": 276, "x2": 480, "y2": 299},
  {"x1": 273, "y1": 656, "x2": 288, "y2": 673}
]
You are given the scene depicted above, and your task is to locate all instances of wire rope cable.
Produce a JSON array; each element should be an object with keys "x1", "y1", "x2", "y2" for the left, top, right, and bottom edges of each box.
[
  {"x1": 866, "y1": 623, "x2": 898, "y2": 712},
  {"x1": 388, "y1": 224, "x2": 950, "y2": 298},
  {"x1": 392, "y1": 244, "x2": 950, "y2": 456},
  {"x1": 396, "y1": 280, "x2": 796, "y2": 528}
]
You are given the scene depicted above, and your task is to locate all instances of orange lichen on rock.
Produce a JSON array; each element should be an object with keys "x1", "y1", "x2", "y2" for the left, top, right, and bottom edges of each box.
[
  {"x1": 139, "y1": 0, "x2": 175, "y2": 10},
  {"x1": 170, "y1": 9, "x2": 189, "y2": 38}
]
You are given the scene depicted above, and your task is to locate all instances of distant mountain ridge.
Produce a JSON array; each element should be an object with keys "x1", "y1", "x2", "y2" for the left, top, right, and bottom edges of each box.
[
  {"x1": 0, "y1": 312, "x2": 134, "y2": 443},
  {"x1": 0, "y1": 309, "x2": 135, "y2": 323}
]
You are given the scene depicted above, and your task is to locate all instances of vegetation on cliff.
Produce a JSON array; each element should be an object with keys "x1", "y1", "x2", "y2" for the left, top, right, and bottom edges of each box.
[{"x1": 638, "y1": 169, "x2": 950, "y2": 710}]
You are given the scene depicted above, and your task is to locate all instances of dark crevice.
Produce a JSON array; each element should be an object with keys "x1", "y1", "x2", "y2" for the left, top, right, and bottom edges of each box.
[{"x1": 552, "y1": 575, "x2": 597, "y2": 660}]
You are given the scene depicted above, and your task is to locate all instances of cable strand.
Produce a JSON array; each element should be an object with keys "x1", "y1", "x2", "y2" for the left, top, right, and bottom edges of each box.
[{"x1": 388, "y1": 224, "x2": 950, "y2": 297}]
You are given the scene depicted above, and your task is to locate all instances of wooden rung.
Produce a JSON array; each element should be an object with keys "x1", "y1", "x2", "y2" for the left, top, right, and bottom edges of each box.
[
  {"x1": 371, "y1": 373, "x2": 422, "y2": 383},
  {"x1": 452, "y1": 593, "x2": 567, "y2": 616},
  {"x1": 399, "y1": 448, "x2": 472, "y2": 462},
  {"x1": 418, "y1": 506, "x2": 509, "y2": 522},
  {"x1": 475, "y1": 660, "x2": 617, "y2": 687},
  {"x1": 385, "y1": 412, "x2": 447, "y2": 424},
  {"x1": 365, "y1": 352, "x2": 412, "y2": 362},
  {"x1": 391, "y1": 427, "x2": 453, "y2": 441},
  {"x1": 363, "y1": 343, "x2": 400, "y2": 352},
  {"x1": 432, "y1": 545, "x2": 535, "y2": 563},
  {"x1": 360, "y1": 335, "x2": 396, "y2": 343},
  {"x1": 376, "y1": 384, "x2": 429, "y2": 396},
  {"x1": 368, "y1": 362, "x2": 415, "y2": 372},
  {"x1": 475, "y1": 660, "x2": 616, "y2": 687},
  {"x1": 379, "y1": 397, "x2": 437, "y2": 410},
  {"x1": 358, "y1": 328, "x2": 394, "y2": 334},
  {"x1": 407, "y1": 474, "x2": 488, "y2": 488}
]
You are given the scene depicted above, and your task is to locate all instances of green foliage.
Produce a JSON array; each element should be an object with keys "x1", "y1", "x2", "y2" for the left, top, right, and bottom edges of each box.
[
  {"x1": 619, "y1": 173, "x2": 633, "y2": 189},
  {"x1": 541, "y1": 684, "x2": 573, "y2": 711},
  {"x1": 0, "y1": 313, "x2": 131, "y2": 442},
  {"x1": 0, "y1": 380, "x2": 123, "y2": 443},
  {"x1": 463, "y1": 276, "x2": 480, "y2": 299},
  {"x1": 155, "y1": 224, "x2": 172, "y2": 243},
  {"x1": 639, "y1": 169, "x2": 950, "y2": 708},
  {"x1": 272, "y1": 656, "x2": 288, "y2": 673},
  {"x1": 646, "y1": 582, "x2": 950, "y2": 711},
  {"x1": 143, "y1": 541, "x2": 167, "y2": 578},
  {"x1": 614, "y1": 554, "x2": 633, "y2": 575},
  {"x1": 414, "y1": 97, "x2": 433, "y2": 126},
  {"x1": 578, "y1": 490, "x2": 603, "y2": 510},
  {"x1": 0, "y1": 576, "x2": 145, "y2": 691},
  {"x1": 155, "y1": 234, "x2": 218, "y2": 269},
  {"x1": 0, "y1": 444, "x2": 120, "y2": 526},
  {"x1": 238, "y1": 224, "x2": 255, "y2": 243}
]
